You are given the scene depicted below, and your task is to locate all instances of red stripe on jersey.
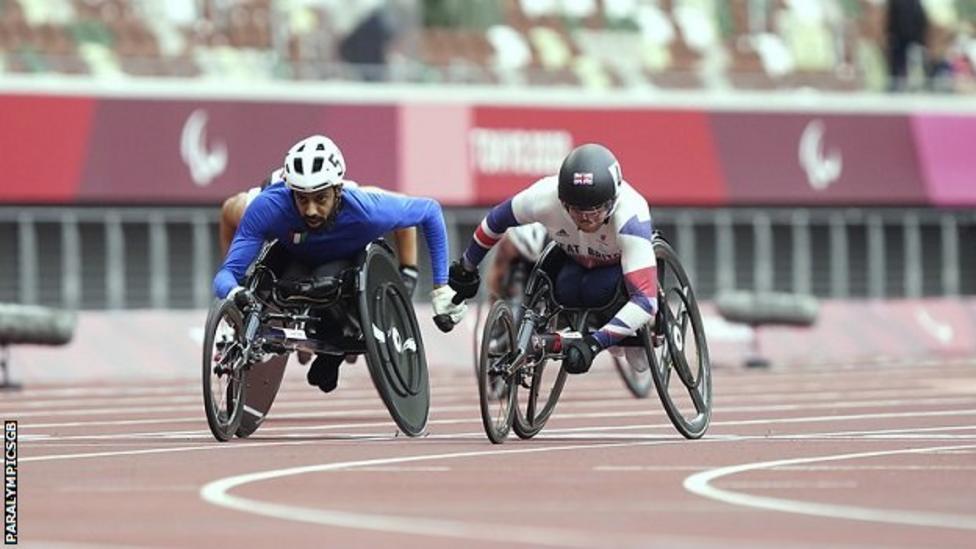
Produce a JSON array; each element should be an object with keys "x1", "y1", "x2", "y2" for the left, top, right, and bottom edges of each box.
[
  {"x1": 474, "y1": 225, "x2": 501, "y2": 249},
  {"x1": 624, "y1": 266, "x2": 657, "y2": 298}
]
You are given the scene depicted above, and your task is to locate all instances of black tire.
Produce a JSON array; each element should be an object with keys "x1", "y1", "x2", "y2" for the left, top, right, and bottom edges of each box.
[
  {"x1": 645, "y1": 238, "x2": 712, "y2": 439},
  {"x1": 613, "y1": 354, "x2": 653, "y2": 399},
  {"x1": 471, "y1": 298, "x2": 485, "y2": 379},
  {"x1": 512, "y1": 356, "x2": 567, "y2": 439},
  {"x1": 512, "y1": 293, "x2": 567, "y2": 439},
  {"x1": 202, "y1": 299, "x2": 247, "y2": 442},
  {"x1": 478, "y1": 300, "x2": 518, "y2": 444}
]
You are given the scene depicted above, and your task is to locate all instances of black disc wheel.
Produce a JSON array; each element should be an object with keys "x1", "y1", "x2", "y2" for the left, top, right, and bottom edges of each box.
[
  {"x1": 645, "y1": 238, "x2": 712, "y2": 439},
  {"x1": 478, "y1": 300, "x2": 518, "y2": 444},
  {"x1": 202, "y1": 299, "x2": 247, "y2": 442},
  {"x1": 359, "y1": 243, "x2": 430, "y2": 438}
]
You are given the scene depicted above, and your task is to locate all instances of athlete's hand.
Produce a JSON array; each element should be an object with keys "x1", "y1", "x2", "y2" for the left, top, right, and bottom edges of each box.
[
  {"x1": 228, "y1": 286, "x2": 254, "y2": 311},
  {"x1": 448, "y1": 259, "x2": 480, "y2": 300},
  {"x1": 563, "y1": 335, "x2": 602, "y2": 374},
  {"x1": 431, "y1": 285, "x2": 467, "y2": 325},
  {"x1": 399, "y1": 265, "x2": 419, "y2": 298}
]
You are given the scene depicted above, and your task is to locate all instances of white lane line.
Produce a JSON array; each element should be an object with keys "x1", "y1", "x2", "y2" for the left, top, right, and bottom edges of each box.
[
  {"x1": 8, "y1": 383, "x2": 967, "y2": 412},
  {"x1": 199, "y1": 438, "x2": 734, "y2": 548},
  {"x1": 9, "y1": 358, "x2": 973, "y2": 401},
  {"x1": 18, "y1": 393, "x2": 976, "y2": 427},
  {"x1": 243, "y1": 405, "x2": 265, "y2": 419},
  {"x1": 683, "y1": 444, "x2": 976, "y2": 531},
  {"x1": 594, "y1": 465, "x2": 707, "y2": 471},
  {"x1": 774, "y1": 465, "x2": 976, "y2": 471},
  {"x1": 344, "y1": 466, "x2": 451, "y2": 472},
  {"x1": 20, "y1": 435, "x2": 393, "y2": 463},
  {"x1": 720, "y1": 481, "x2": 858, "y2": 490},
  {"x1": 20, "y1": 408, "x2": 976, "y2": 444}
]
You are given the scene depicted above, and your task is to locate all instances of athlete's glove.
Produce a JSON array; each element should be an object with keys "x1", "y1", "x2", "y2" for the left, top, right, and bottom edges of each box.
[
  {"x1": 431, "y1": 285, "x2": 467, "y2": 325},
  {"x1": 399, "y1": 265, "x2": 419, "y2": 298},
  {"x1": 448, "y1": 259, "x2": 480, "y2": 301},
  {"x1": 563, "y1": 335, "x2": 602, "y2": 374},
  {"x1": 228, "y1": 286, "x2": 254, "y2": 311}
]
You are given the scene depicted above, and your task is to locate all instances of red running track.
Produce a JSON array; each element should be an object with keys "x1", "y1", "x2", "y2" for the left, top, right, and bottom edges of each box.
[{"x1": 10, "y1": 357, "x2": 976, "y2": 548}]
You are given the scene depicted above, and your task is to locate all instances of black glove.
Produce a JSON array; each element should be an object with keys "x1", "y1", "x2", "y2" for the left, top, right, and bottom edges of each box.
[
  {"x1": 563, "y1": 335, "x2": 602, "y2": 374},
  {"x1": 399, "y1": 265, "x2": 419, "y2": 298},
  {"x1": 448, "y1": 259, "x2": 480, "y2": 301},
  {"x1": 230, "y1": 287, "x2": 254, "y2": 311}
]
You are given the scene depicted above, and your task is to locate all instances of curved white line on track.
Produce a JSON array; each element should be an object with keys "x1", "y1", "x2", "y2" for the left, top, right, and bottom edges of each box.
[
  {"x1": 200, "y1": 440, "x2": 726, "y2": 547},
  {"x1": 683, "y1": 444, "x2": 976, "y2": 530}
]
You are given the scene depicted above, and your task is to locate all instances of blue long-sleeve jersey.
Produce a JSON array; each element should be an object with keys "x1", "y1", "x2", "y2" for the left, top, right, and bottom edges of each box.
[{"x1": 213, "y1": 183, "x2": 448, "y2": 298}]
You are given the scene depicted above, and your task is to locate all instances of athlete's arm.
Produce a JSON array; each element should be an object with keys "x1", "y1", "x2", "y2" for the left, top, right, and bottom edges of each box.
[
  {"x1": 219, "y1": 192, "x2": 248, "y2": 257},
  {"x1": 366, "y1": 192, "x2": 449, "y2": 286},
  {"x1": 460, "y1": 181, "x2": 543, "y2": 269},
  {"x1": 355, "y1": 184, "x2": 419, "y2": 269},
  {"x1": 212, "y1": 198, "x2": 273, "y2": 299},
  {"x1": 591, "y1": 212, "x2": 658, "y2": 348}
]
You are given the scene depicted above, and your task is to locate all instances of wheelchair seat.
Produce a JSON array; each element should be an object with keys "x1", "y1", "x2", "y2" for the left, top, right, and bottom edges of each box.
[{"x1": 525, "y1": 241, "x2": 629, "y2": 321}]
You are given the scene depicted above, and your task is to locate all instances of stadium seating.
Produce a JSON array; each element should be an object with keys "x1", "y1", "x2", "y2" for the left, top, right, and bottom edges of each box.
[{"x1": 0, "y1": 0, "x2": 972, "y2": 92}]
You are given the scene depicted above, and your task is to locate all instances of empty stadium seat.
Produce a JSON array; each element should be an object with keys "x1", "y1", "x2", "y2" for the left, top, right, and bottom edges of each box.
[{"x1": 0, "y1": 0, "x2": 970, "y2": 93}]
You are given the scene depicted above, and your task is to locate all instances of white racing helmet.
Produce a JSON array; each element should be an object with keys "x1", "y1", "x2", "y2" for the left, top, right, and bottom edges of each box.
[
  {"x1": 283, "y1": 135, "x2": 346, "y2": 193},
  {"x1": 507, "y1": 223, "x2": 548, "y2": 262}
]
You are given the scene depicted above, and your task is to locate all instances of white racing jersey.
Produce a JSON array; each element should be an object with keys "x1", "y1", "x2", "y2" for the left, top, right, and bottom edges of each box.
[{"x1": 463, "y1": 176, "x2": 658, "y2": 347}]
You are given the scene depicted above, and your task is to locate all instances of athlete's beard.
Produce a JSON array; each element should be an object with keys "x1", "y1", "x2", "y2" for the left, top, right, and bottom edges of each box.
[{"x1": 311, "y1": 192, "x2": 343, "y2": 231}]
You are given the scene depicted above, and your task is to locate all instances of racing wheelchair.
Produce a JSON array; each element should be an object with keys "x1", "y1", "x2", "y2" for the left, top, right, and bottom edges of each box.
[
  {"x1": 476, "y1": 232, "x2": 711, "y2": 443},
  {"x1": 202, "y1": 240, "x2": 429, "y2": 441},
  {"x1": 471, "y1": 250, "x2": 652, "y2": 400}
]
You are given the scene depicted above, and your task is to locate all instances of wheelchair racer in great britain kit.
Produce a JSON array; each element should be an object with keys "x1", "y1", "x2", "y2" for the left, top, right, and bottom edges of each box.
[
  {"x1": 449, "y1": 143, "x2": 712, "y2": 443},
  {"x1": 202, "y1": 134, "x2": 466, "y2": 441}
]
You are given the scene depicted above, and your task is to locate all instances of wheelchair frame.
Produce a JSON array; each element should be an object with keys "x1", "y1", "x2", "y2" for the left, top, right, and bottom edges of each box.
[
  {"x1": 202, "y1": 239, "x2": 430, "y2": 441},
  {"x1": 476, "y1": 231, "x2": 712, "y2": 443}
]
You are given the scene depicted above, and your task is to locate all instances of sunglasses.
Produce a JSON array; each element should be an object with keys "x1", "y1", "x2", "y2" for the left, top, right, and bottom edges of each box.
[{"x1": 563, "y1": 200, "x2": 614, "y2": 221}]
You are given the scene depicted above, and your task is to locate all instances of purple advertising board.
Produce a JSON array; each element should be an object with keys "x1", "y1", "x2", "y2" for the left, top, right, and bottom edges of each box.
[
  {"x1": 77, "y1": 99, "x2": 398, "y2": 203},
  {"x1": 912, "y1": 114, "x2": 976, "y2": 206},
  {"x1": 710, "y1": 113, "x2": 930, "y2": 205}
]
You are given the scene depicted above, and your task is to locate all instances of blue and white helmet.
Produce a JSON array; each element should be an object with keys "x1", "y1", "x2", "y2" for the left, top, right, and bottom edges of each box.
[{"x1": 283, "y1": 135, "x2": 346, "y2": 193}]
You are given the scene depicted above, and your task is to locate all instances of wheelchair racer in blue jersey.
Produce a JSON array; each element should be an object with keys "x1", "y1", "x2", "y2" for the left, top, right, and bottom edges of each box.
[{"x1": 213, "y1": 135, "x2": 466, "y2": 393}]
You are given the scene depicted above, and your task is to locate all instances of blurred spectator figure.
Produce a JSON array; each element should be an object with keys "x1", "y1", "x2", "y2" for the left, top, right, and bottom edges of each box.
[
  {"x1": 886, "y1": 0, "x2": 930, "y2": 91},
  {"x1": 339, "y1": 0, "x2": 413, "y2": 81}
]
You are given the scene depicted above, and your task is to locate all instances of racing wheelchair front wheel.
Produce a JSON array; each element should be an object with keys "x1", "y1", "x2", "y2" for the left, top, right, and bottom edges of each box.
[
  {"x1": 512, "y1": 293, "x2": 568, "y2": 440},
  {"x1": 202, "y1": 299, "x2": 248, "y2": 442},
  {"x1": 478, "y1": 300, "x2": 519, "y2": 443},
  {"x1": 645, "y1": 237, "x2": 712, "y2": 439}
]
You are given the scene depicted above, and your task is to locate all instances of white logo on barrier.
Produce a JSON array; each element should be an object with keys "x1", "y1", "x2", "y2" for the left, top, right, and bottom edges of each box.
[
  {"x1": 798, "y1": 119, "x2": 842, "y2": 191},
  {"x1": 181, "y1": 109, "x2": 228, "y2": 186},
  {"x1": 915, "y1": 308, "x2": 954, "y2": 344}
]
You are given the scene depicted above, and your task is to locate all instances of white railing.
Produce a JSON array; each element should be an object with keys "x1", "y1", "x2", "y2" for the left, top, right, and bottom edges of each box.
[{"x1": 0, "y1": 206, "x2": 972, "y2": 310}]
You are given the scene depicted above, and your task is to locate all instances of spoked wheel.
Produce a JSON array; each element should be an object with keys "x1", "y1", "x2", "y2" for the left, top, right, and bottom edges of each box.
[
  {"x1": 645, "y1": 238, "x2": 712, "y2": 439},
  {"x1": 478, "y1": 300, "x2": 518, "y2": 443},
  {"x1": 202, "y1": 299, "x2": 248, "y2": 442},
  {"x1": 513, "y1": 301, "x2": 567, "y2": 440},
  {"x1": 613, "y1": 352, "x2": 653, "y2": 399}
]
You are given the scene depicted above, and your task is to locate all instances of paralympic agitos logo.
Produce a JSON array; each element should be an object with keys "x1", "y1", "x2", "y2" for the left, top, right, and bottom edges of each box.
[{"x1": 181, "y1": 109, "x2": 229, "y2": 186}]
